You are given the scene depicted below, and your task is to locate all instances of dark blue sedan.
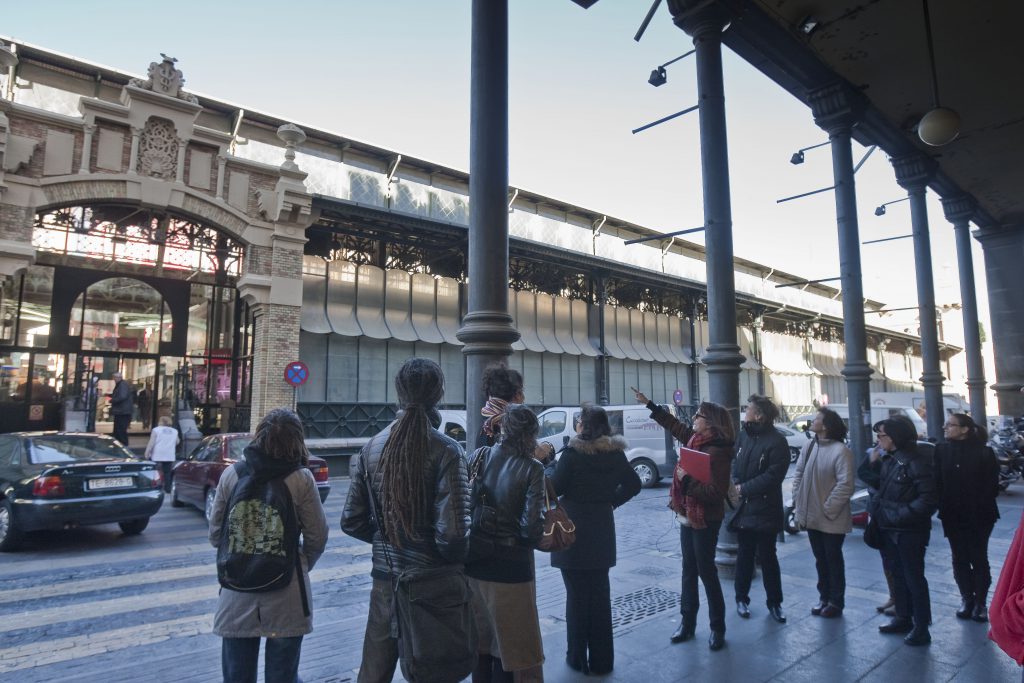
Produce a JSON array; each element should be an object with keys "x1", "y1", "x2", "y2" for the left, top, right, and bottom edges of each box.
[{"x1": 0, "y1": 432, "x2": 164, "y2": 551}]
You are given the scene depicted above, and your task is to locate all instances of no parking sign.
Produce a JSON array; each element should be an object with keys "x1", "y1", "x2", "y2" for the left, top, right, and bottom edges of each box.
[{"x1": 284, "y1": 361, "x2": 309, "y2": 387}]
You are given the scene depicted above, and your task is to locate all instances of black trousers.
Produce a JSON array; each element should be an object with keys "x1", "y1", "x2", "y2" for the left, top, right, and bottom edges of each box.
[
  {"x1": 112, "y1": 413, "x2": 131, "y2": 446},
  {"x1": 158, "y1": 461, "x2": 173, "y2": 493},
  {"x1": 561, "y1": 569, "x2": 613, "y2": 674},
  {"x1": 734, "y1": 529, "x2": 783, "y2": 607},
  {"x1": 883, "y1": 529, "x2": 931, "y2": 627},
  {"x1": 807, "y1": 529, "x2": 846, "y2": 608},
  {"x1": 947, "y1": 522, "x2": 995, "y2": 603},
  {"x1": 680, "y1": 520, "x2": 725, "y2": 633}
]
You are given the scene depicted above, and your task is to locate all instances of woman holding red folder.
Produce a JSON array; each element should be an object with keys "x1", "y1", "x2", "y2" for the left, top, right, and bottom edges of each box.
[{"x1": 634, "y1": 390, "x2": 735, "y2": 651}]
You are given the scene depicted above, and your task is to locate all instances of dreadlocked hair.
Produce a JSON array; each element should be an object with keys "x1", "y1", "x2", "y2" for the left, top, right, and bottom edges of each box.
[
  {"x1": 252, "y1": 408, "x2": 309, "y2": 465},
  {"x1": 499, "y1": 404, "x2": 539, "y2": 458},
  {"x1": 379, "y1": 357, "x2": 446, "y2": 546}
]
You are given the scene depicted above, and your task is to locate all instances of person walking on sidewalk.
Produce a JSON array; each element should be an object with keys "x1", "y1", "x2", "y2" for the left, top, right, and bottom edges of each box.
[
  {"x1": 935, "y1": 413, "x2": 1000, "y2": 622},
  {"x1": 466, "y1": 404, "x2": 547, "y2": 683},
  {"x1": 144, "y1": 415, "x2": 179, "y2": 493},
  {"x1": 636, "y1": 389, "x2": 735, "y2": 652},
  {"x1": 108, "y1": 372, "x2": 134, "y2": 446},
  {"x1": 730, "y1": 394, "x2": 790, "y2": 624},
  {"x1": 859, "y1": 417, "x2": 938, "y2": 646},
  {"x1": 791, "y1": 407, "x2": 855, "y2": 618},
  {"x1": 549, "y1": 404, "x2": 642, "y2": 675}
]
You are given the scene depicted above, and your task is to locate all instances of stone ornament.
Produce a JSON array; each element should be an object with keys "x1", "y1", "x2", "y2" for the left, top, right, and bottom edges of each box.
[
  {"x1": 128, "y1": 53, "x2": 199, "y2": 104},
  {"x1": 137, "y1": 117, "x2": 179, "y2": 179}
]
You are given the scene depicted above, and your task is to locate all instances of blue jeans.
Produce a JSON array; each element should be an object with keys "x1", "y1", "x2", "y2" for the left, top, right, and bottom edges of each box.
[{"x1": 222, "y1": 636, "x2": 303, "y2": 683}]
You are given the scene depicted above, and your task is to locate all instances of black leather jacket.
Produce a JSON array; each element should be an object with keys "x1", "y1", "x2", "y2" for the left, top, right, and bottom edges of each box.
[
  {"x1": 468, "y1": 443, "x2": 545, "y2": 556},
  {"x1": 731, "y1": 422, "x2": 790, "y2": 533},
  {"x1": 859, "y1": 447, "x2": 938, "y2": 533},
  {"x1": 341, "y1": 425, "x2": 471, "y2": 579}
]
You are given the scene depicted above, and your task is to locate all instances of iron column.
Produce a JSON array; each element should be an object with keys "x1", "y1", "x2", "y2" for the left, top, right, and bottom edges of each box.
[
  {"x1": 810, "y1": 83, "x2": 873, "y2": 466},
  {"x1": 974, "y1": 224, "x2": 1024, "y2": 417},
  {"x1": 892, "y1": 155, "x2": 945, "y2": 440},
  {"x1": 942, "y1": 195, "x2": 987, "y2": 425},
  {"x1": 458, "y1": 0, "x2": 519, "y2": 452}
]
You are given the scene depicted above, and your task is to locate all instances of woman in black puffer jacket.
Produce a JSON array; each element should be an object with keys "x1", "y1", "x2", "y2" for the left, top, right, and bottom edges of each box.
[
  {"x1": 859, "y1": 416, "x2": 938, "y2": 647},
  {"x1": 730, "y1": 394, "x2": 790, "y2": 624}
]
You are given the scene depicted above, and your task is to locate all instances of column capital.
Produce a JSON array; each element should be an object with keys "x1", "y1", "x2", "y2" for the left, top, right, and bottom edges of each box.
[
  {"x1": 941, "y1": 194, "x2": 976, "y2": 224},
  {"x1": 809, "y1": 83, "x2": 866, "y2": 135},
  {"x1": 974, "y1": 223, "x2": 1024, "y2": 248},
  {"x1": 890, "y1": 153, "x2": 937, "y2": 192},
  {"x1": 667, "y1": 0, "x2": 732, "y2": 38}
]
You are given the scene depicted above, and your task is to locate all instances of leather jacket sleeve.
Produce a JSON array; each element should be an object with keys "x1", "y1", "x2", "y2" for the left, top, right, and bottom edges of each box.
[
  {"x1": 340, "y1": 446, "x2": 375, "y2": 544},
  {"x1": 520, "y1": 463, "x2": 546, "y2": 545},
  {"x1": 433, "y1": 443, "x2": 471, "y2": 563}
]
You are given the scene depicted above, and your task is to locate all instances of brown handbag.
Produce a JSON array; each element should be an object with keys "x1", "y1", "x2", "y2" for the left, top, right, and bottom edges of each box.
[{"x1": 538, "y1": 479, "x2": 576, "y2": 552}]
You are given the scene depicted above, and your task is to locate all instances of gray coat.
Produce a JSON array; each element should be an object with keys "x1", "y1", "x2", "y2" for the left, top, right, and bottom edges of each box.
[
  {"x1": 791, "y1": 437, "x2": 855, "y2": 535},
  {"x1": 208, "y1": 463, "x2": 329, "y2": 638}
]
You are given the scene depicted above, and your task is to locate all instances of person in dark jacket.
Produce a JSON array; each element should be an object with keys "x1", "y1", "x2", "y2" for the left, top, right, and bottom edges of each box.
[
  {"x1": 859, "y1": 417, "x2": 938, "y2": 646},
  {"x1": 108, "y1": 372, "x2": 135, "y2": 446},
  {"x1": 636, "y1": 389, "x2": 735, "y2": 652},
  {"x1": 550, "y1": 404, "x2": 642, "y2": 675},
  {"x1": 935, "y1": 413, "x2": 1000, "y2": 622},
  {"x1": 479, "y1": 362, "x2": 525, "y2": 447},
  {"x1": 466, "y1": 404, "x2": 547, "y2": 683},
  {"x1": 731, "y1": 394, "x2": 790, "y2": 624},
  {"x1": 341, "y1": 358, "x2": 472, "y2": 683}
]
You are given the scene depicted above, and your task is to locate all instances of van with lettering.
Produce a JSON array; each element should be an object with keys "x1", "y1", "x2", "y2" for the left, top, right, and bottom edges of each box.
[{"x1": 536, "y1": 404, "x2": 676, "y2": 488}]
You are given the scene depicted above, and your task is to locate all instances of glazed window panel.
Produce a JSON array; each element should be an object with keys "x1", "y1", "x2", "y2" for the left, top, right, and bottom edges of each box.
[
  {"x1": 73, "y1": 277, "x2": 168, "y2": 354},
  {"x1": 0, "y1": 276, "x2": 17, "y2": 345},
  {"x1": 18, "y1": 266, "x2": 54, "y2": 348},
  {"x1": 326, "y1": 335, "x2": 358, "y2": 403}
]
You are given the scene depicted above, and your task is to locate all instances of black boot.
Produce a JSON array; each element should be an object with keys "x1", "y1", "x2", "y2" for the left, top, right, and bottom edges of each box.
[
  {"x1": 878, "y1": 617, "x2": 914, "y2": 634},
  {"x1": 972, "y1": 602, "x2": 989, "y2": 623},
  {"x1": 671, "y1": 616, "x2": 696, "y2": 643},
  {"x1": 708, "y1": 631, "x2": 725, "y2": 651},
  {"x1": 904, "y1": 625, "x2": 932, "y2": 646},
  {"x1": 956, "y1": 597, "x2": 975, "y2": 620}
]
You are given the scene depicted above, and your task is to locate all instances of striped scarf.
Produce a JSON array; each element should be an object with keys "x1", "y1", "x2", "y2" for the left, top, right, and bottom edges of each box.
[{"x1": 481, "y1": 397, "x2": 510, "y2": 438}]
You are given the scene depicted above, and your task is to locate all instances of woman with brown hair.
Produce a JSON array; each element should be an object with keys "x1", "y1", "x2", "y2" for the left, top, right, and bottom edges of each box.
[
  {"x1": 935, "y1": 413, "x2": 1000, "y2": 621},
  {"x1": 634, "y1": 390, "x2": 735, "y2": 651}
]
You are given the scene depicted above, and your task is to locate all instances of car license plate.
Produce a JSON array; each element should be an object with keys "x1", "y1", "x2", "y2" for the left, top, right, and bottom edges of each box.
[{"x1": 87, "y1": 476, "x2": 134, "y2": 490}]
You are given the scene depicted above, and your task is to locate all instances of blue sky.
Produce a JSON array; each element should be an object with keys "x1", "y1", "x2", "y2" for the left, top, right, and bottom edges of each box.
[{"x1": 2, "y1": 0, "x2": 987, "y2": 345}]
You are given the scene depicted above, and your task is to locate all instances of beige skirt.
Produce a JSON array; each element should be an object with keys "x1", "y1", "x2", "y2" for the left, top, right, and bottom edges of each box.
[{"x1": 468, "y1": 577, "x2": 545, "y2": 671}]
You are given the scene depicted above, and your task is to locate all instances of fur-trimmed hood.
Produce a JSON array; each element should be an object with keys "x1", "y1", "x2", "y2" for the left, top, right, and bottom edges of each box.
[{"x1": 568, "y1": 434, "x2": 629, "y2": 455}]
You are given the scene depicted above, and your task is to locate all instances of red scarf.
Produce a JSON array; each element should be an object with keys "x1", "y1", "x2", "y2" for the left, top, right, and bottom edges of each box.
[{"x1": 669, "y1": 430, "x2": 717, "y2": 530}]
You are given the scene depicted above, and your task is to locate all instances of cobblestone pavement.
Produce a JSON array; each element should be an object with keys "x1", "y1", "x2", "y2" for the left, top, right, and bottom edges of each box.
[{"x1": 2, "y1": 471, "x2": 1021, "y2": 682}]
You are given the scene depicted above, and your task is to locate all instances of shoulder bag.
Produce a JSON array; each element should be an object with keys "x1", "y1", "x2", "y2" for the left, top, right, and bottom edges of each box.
[
  {"x1": 538, "y1": 478, "x2": 576, "y2": 552},
  {"x1": 362, "y1": 455, "x2": 477, "y2": 683}
]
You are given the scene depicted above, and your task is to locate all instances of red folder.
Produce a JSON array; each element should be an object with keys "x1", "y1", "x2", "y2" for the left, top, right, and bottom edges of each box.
[{"x1": 678, "y1": 447, "x2": 711, "y2": 484}]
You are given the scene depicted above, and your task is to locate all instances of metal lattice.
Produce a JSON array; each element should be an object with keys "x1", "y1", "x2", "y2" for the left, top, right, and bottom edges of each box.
[{"x1": 610, "y1": 585, "x2": 680, "y2": 634}]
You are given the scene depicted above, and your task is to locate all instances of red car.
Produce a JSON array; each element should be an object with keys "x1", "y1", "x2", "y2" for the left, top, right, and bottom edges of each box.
[{"x1": 171, "y1": 433, "x2": 331, "y2": 521}]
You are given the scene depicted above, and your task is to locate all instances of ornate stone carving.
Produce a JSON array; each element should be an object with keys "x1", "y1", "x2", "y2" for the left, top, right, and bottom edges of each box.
[
  {"x1": 891, "y1": 154, "x2": 937, "y2": 191},
  {"x1": 941, "y1": 194, "x2": 976, "y2": 224},
  {"x1": 809, "y1": 83, "x2": 867, "y2": 134},
  {"x1": 128, "y1": 54, "x2": 199, "y2": 104},
  {"x1": 137, "y1": 117, "x2": 179, "y2": 179}
]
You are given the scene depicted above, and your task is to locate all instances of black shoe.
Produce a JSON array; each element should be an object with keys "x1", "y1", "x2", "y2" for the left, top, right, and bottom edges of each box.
[
  {"x1": 956, "y1": 598, "x2": 975, "y2": 620},
  {"x1": 708, "y1": 631, "x2": 725, "y2": 651},
  {"x1": 904, "y1": 628, "x2": 932, "y2": 646},
  {"x1": 671, "y1": 622, "x2": 695, "y2": 643},
  {"x1": 819, "y1": 604, "x2": 843, "y2": 618},
  {"x1": 768, "y1": 605, "x2": 787, "y2": 624},
  {"x1": 878, "y1": 618, "x2": 914, "y2": 634},
  {"x1": 972, "y1": 603, "x2": 989, "y2": 623},
  {"x1": 736, "y1": 601, "x2": 751, "y2": 618},
  {"x1": 566, "y1": 655, "x2": 589, "y2": 674},
  {"x1": 811, "y1": 601, "x2": 827, "y2": 616}
]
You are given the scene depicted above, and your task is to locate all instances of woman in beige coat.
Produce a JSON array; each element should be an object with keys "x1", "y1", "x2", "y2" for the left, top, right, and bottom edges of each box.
[{"x1": 791, "y1": 407, "x2": 854, "y2": 618}]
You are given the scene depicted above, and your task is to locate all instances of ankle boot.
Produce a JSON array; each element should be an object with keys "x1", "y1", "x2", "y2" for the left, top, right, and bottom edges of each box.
[
  {"x1": 972, "y1": 603, "x2": 989, "y2": 622},
  {"x1": 904, "y1": 625, "x2": 931, "y2": 646},
  {"x1": 956, "y1": 597, "x2": 975, "y2": 620},
  {"x1": 671, "y1": 620, "x2": 696, "y2": 643},
  {"x1": 878, "y1": 617, "x2": 913, "y2": 634}
]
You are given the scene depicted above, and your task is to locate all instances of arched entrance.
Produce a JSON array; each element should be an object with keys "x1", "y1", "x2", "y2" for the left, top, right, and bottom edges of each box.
[{"x1": 0, "y1": 204, "x2": 255, "y2": 437}]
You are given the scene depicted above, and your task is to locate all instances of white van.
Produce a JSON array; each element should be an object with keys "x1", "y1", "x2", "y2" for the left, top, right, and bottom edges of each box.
[
  {"x1": 789, "y1": 404, "x2": 929, "y2": 439},
  {"x1": 870, "y1": 392, "x2": 969, "y2": 417},
  {"x1": 536, "y1": 405, "x2": 676, "y2": 488}
]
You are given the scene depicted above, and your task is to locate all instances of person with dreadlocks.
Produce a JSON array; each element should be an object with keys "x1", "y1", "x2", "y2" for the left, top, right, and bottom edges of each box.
[
  {"x1": 209, "y1": 408, "x2": 329, "y2": 683},
  {"x1": 341, "y1": 357, "x2": 472, "y2": 683}
]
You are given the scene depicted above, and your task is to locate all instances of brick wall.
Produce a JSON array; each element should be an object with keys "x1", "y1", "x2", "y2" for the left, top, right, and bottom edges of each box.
[
  {"x1": 0, "y1": 204, "x2": 33, "y2": 242},
  {"x1": 249, "y1": 302, "x2": 303, "y2": 429}
]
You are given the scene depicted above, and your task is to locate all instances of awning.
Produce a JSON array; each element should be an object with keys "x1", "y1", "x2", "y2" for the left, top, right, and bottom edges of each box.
[
  {"x1": 326, "y1": 260, "x2": 362, "y2": 337},
  {"x1": 436, "y1": 276, "x2": 462, "y2": 345},
  {"x1": 300, "y1": 272, "x2": 331, "y2": 334},
  {"x1": 761, "y1": 331, "x2": 816, "y2": 376},
  {"x1": 410, "y1": 272, "x2": 444, "y2": 344},
  {"x1": 534, "y1": 293, "x2": 564, "y2": 354},
  {"x1": 355, "y1": 264, "x2": 390, "y2": 339},
  {"x1": 384, "y1": 269, "x2": 417, "y2": 342}
]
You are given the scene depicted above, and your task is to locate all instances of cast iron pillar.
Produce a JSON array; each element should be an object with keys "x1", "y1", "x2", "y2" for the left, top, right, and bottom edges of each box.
[
  {"x1": 974, "y1": 224, "x2": 1024, "y2": 418},
  {"x1": 942, "y1": 195, "x2": 987, "y2": 425},
  {"x1": 458, "y1": 0, "x2": 520, "y2": 452},
  {"x1": 809, "y1": 83, "x2": 873, "y2": 466},
  {"x1": 670, "y1": 0, "x2": 743, "y2": 577},
  {"x1": 670, "y1": 2, "x2": 744, "y2": 421},
  {"x1": 595, "y1": 275, "x2": 610, "y2": 406},
  {"x1": 891, "y1": 154, "x2": 945, "y2": 440}
]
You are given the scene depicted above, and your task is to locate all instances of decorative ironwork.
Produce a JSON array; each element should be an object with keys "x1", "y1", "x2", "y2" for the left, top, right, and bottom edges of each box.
[{"x1": 298, "y1": 402, "x2": 399, "y2": 439}]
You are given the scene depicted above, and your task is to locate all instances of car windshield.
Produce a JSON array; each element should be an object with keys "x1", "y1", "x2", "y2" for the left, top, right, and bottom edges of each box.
[
  {"x1": 227, "y1": 437, "x2": 252, "y2": 461},
  {"x1": 29, "y1": 435, "x2": 135, "y2": 464}
]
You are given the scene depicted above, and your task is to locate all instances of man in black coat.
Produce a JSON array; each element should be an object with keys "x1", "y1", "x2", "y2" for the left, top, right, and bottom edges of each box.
[
  {"x1": 108, "y1": 372, "x2": 135, "y2": 446},
  {"x1": 730, "y1": 394, "x2": 790, "y2": 623}
]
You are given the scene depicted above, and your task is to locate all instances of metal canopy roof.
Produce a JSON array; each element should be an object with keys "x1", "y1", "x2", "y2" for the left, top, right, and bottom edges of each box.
[{"x1": 717, "y1": 0, "x2": 1023, "y2": 228}]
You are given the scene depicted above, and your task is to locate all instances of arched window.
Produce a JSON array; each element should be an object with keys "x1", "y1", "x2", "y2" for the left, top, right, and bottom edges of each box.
[{"x1": 68, "y1": 278, "x2": 172, "y2": 354}]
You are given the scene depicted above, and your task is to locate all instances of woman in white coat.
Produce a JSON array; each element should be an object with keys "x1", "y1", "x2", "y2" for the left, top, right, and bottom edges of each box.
[{"x1": 791, "y1": 407, "x2": 855, "y2": 618}]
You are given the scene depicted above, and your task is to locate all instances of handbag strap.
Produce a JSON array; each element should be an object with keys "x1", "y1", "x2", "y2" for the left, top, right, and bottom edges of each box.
[
  {"x1": 543, "y1": 477, "x2": 557, "y2": 511},
  {"x1": 361, "y1": 452, "x2": 398, "y2": 581}
]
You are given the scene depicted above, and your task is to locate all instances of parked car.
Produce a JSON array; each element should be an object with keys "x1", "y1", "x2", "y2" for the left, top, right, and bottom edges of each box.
[
  {"x1": 171, "y1": 433, "x2": 331, "y2": 521},
  {"x1": 0, "y1": 432, "x2": 165, "y2": 551},
  {"x1": 775, "y1": 423, "x2": 811, "y2": 463},
  {"x1": 789, "y1": 404, "x2": 929, "y2": 439}
]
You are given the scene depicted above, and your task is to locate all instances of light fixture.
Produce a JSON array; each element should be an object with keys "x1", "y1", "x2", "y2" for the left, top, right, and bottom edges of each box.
[
  {"x1": 798, "y1": 16, "x2": 819, "y2": 35},
  {"x1": 874, "y1": 197, "x2": 910, "y2": 216},
  {"x1": 918, "y1": 0, "x2": 960, "y2": 146},
  {"x1": 646, "y1": 49, "x2": 695, "y2": 88},
  {"x1": 788, "y1": 140, "x2": 830, "y2": 165}
]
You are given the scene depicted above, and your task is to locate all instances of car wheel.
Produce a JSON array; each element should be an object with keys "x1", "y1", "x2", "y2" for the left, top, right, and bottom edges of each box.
[
  {"x1": 119, "y1": 518, "x2": 149, "y2": 535},
  {"x1": 0, "y1": 498, "x2": 24, "y2": 552},
  {"x1": 784, "y1": 505, "x2": 800, "y2": 535},
  {"x1": 170, "y1": 480, "x2": 184, "y2": 507},
  {"x1": 789, "y1": 447, "x2": 800, "y2": 464},
  {"x1": 205, "y1": 488, "x2": 216, "y2": 523},
  {"x1": 632, "y1": 458, "x2": 659, "y2": 488}
]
